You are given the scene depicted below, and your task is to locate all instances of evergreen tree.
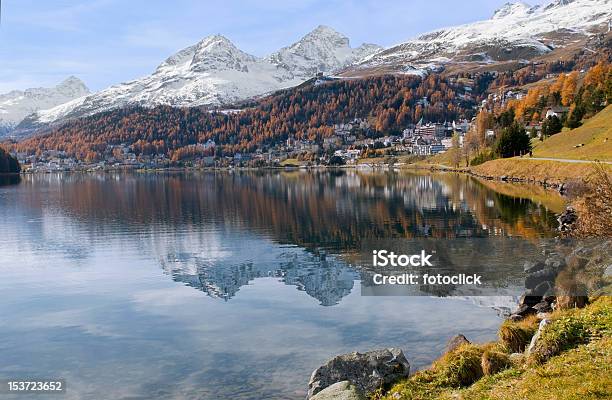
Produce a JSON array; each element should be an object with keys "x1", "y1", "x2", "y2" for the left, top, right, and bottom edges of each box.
[
  {"x1": 0, "y1": 147, "x2": 21, "y2": 173},
  {"x1": 542, "y1": 115, "x2": 562, "y2": 137},
  {"x1": 494, "y1": 122, "x2": 531, "y2": 158}
]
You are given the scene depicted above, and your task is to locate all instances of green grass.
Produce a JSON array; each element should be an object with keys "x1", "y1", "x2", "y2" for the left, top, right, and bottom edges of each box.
[
  {"x1": 532, "y1": 105, "x2": 612, "y2": 161},
  {"x1": 377, "y1": 296, "x2": 612, "y2": 400}
]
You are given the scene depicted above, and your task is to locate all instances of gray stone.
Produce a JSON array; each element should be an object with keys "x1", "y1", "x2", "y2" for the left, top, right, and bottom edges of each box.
[
  {"x1": 523, "y1": 261, "x2": 545, "y2": 274},
  {"x1": 604, "y1": 264, "x2": 612, "y2": 278},
  {"x1": 445, "y1": 334, "x2": 470, "y2": 353},
  {"x1": 525, "y1": 268, "x2": 558, "y2": 289},
  {"x1": 513, "y1": 304, "x2": 536, "y2": 317},
  {"x1": 519, "y1": 293, "x2": 542, "y2": 307},
  {"x1": 308, "y1": 348, "x2": 410, "y2": 398},
  {"x1": 527, "y1": 318, "x2": 552, "y2": 356},
  {"x1": 544, "y1": 256, "x2": 566, "y2": 271},
  {"x1": 536, "y1": 312, "x2": 551, "y2": 320},
  {"x1": 532, "y1": 301, "x2": 552, "y2": 313},
  {"x1": 310, "y1": 381, "x2": 366, "y2": 400},
  {"x1": 508, "y1": 314, "x2": 523, "y2": 322},
  {"x1": 532, "y1": 281, "x2": 554, "y2": 297}
]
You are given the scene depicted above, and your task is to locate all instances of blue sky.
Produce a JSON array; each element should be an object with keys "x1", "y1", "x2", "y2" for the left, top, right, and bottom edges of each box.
[{"x1": 0, "y1": 0, "x2": 550, "y2": 92}]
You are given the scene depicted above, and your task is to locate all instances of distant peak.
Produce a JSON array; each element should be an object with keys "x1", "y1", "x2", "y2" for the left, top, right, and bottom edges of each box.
[
  {"x1": 196, "y1": 34, "x2": 237, "y2": 49},
  {"x1": 57, "y1": 76, "x2": 90, "y2": 93},
  {"x1": 303, "y1": 25, "x2": 347, "y2": 40},
  {"x1": 312, "y1": 25, "x2": 338, "y2": 34},
  {"x1": 492, "y1": 1, "x2": 532, "y2": 19},
  {"x1": 59, "y1": 76, "x2": 85, "y2": 85}
]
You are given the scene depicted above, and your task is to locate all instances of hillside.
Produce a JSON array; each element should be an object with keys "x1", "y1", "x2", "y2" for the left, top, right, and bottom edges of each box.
[
  {"x1": 12, "y1": 74, "x2": 477, "y2": 160},
  {"x1": 532, "y1": 105, "x2": 612, "y2": 161},
  {"x1": 353, "y1": 0, "x2": 612, "y2": 74}
]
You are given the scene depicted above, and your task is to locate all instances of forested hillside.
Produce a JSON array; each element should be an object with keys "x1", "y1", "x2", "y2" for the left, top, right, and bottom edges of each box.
[{"x1": 13, "y1": 75, "x2": 478, "y2": 161}]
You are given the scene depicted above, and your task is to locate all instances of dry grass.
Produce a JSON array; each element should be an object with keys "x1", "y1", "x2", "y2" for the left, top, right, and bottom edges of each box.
[
  {"x1": 481, "y1": 350, "x2": 511, "y2": 376},
  {"x1": 433, "y1": 344, "x2": 485, "y2": 387},
  {"x1": 571, "y1": 163, "x2": 612, "y2": 237},
  {"x1": 498, "y1": 315, "x2": 539, "y2": 353},
  {"x1": 471, "y1": 158, "x2": 611, "y2": 186}
]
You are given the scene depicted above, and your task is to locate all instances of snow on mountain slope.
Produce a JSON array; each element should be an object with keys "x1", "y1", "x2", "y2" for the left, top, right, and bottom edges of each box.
[
  {"x1": 0, "y1": 77, "x2": 89, "y2": 135},
  {"x1": 268, "y1": 25, "x2": 382, "y2": 78},
  {"x1": 23, "y1": 26, "x2": 381, "y2": 129},
  {"x1": 356, "y1": 0, "x2": 612, "y2": 71}
]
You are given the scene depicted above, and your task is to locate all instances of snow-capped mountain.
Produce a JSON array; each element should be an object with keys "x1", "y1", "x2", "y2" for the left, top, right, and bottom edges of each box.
[
  {"x1": 355, "y1": 0, "x2": 612, "y2": 72},
  {"x1": 0, "y1": 77, "x2": 89, "y2": 135},
  {"x1": 21, "y1": 26, "x2": 381, "y2": 130},
  {"x1": 268, "y1": 25, "x2": 382, "y2": 79}
]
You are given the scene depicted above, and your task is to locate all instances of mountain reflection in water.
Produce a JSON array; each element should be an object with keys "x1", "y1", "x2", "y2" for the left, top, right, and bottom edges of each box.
[
  {"x1": 9, "y1": 170, "x2": 558, "y2": 305},
  {"x1": 0, "y1": 170, "x2": 565, "y2": 400}
]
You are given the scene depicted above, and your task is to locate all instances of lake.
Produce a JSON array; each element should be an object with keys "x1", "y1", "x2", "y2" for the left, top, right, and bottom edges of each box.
[{"x1": 0, "y1": 170, "x2": 563, "y2": 400}]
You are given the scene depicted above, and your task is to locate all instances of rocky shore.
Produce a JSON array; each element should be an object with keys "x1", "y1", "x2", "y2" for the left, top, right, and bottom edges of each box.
[{"x1": 305, "y1": 211, "x2": 611, "y2": 399}]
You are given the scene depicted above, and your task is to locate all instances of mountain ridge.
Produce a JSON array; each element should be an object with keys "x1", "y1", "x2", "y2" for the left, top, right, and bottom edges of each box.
[
  {"x1": 0, "y1": 77, "x2": 89, "y2": 136},
  {"x1": 9, "y1": 0, "x2": 612, "y2": 137},
  {"x1": 15, "y1": 26, "x2": 381, "y2": 135}
]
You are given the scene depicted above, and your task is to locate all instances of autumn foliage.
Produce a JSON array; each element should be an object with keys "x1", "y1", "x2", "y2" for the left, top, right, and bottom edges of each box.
[{"x1": 14, "y1": 75, "x2": 477, "y2": 160}]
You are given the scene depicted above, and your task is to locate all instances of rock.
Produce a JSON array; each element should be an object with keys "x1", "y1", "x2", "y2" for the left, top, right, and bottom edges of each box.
[
  {"x1": 308, "y1": 348, "x2": 410, "y2": 398},
  {"x1": 604, "y1": 265, "x2": 612, "y2": 278},
  {"x1": 543, "y1": 295, "x2": 556, "y2": 303},
  {"x1": 536, "y1": 312, "x2": 550, "y2": 320},
  {"x1": 310, "y1": 381, "x2": 366, "y2": 400},
  {"x1": 508, "y1": 314, "x2": 523, "y2": 322},
  {"x1": 525, "y1": 268, "x2": 558, "y2": 289},
  {"x1": 532, "y1": 281, "x2": 554, "y2": 297},
  {"x1": 532, "y1": 301, "x2": 552, "y2": 313},
  {"x1": 558, "y1": 183, "x2": 565, "y2": 194},
  {"x1": 500, "y1": 175, "x2": 508, "y2": 181},
  {"x1": 513, "y1": 304, "x2": 536, "y2": 317},
  {"x1": 523, "y1": 261, "x2": 545, "y2": 274},
  {"x1": 557, "y1": 207, "x2": 578, "y2": 233},
  {"x1": 519, "y1": 293, "x2": 542, "y2": 307},
  {"x1": 544, "y1": 256, "x2": 566, "y2": 271},
  {"x1": 445, "y1": 334, "x2": 470, "y2": 353},
  {"x1": 526, "y1": 318, "x2": 552, "y2": 356}
]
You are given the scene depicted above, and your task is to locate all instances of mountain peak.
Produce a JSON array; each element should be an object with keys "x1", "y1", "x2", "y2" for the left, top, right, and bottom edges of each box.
[
  {"x1": 57, "y1": 76, "x2": 89, "y2": 92},
  {"x1": 267, "y1": 26, "x2": 380, "y2": 77},
  {"x1": 196, "y1": 34, "x2": 238, "y2": 50},
  {"x1": 492, "y1": 2, "x2": 532, "y2": 19},
  {"x1": 300, "y1": 25, "x2": 349, "y2": 46},
  {"x1": 156, "y1": 34, "x2": 256, "y2": 74}
]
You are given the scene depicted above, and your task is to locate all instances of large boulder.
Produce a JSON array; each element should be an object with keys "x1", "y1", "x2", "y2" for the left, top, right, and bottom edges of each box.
[
  {"x1": 310, "y1": 381, "x2": 366, "y2": 400},
  {"x1": 308, "y1": 348, "x2": 410, "y2": 398}
]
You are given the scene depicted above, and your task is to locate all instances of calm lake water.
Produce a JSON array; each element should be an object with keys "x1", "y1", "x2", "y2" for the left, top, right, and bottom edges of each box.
[{"x1": 0, "y1": 171, "x2": 561, "y2": 400}]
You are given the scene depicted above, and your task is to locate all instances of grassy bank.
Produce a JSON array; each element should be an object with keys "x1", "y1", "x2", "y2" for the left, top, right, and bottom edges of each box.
[
  {"x1": 376, "y1": 296, "x2": 612, "y2": 400},
  {"x1": 418, "y1": 106, "x2": 612, "y2": 185},
  {"x1": 470, "y1": 158, "x2": 612, "y2": 186},
  {"x1": 531, "y1": 105, "x2": 612, "y2": 161}
]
